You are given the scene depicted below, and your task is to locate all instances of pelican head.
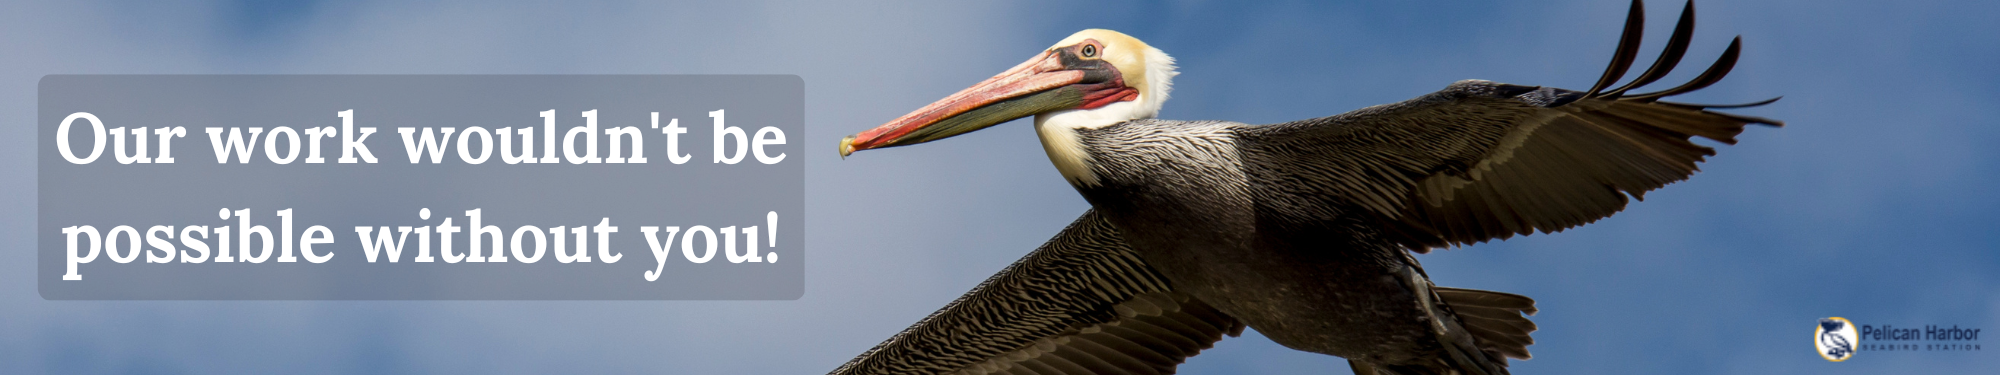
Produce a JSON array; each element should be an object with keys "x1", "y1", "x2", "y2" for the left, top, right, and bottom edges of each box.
[{"x1": 840, "y1": 29, "x2": 1176, "y2": 163}]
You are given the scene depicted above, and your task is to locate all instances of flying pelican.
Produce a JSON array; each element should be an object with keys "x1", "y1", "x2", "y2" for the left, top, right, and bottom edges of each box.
[{"x1": 833, "y1": 1, "x2": 1779, "y2": 374}]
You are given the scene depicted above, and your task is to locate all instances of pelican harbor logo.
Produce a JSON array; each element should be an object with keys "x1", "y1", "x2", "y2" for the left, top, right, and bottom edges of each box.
[
  {"x1": 1817, "y1": 317, "x2": 1858, "y2": 362},
  {"x1": 1815, "y1": 317, "x2": 1983, "y2": 362}
]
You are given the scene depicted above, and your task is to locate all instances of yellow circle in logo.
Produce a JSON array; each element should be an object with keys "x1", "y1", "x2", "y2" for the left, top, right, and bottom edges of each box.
[{"x1": 1816, "y1": 317, "x2": 1858, "y2": 362}]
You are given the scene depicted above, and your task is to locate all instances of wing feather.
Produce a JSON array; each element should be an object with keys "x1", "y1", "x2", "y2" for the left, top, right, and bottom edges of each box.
[
  {"x1": 1237, "y1": 0, "x2": 1781, "y2": 249},
  {"x1": 830, "y1": 210, "x2": 1243, "y2": 375}
]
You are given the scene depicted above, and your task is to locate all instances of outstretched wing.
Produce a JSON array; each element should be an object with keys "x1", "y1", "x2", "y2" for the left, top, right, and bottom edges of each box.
[
  {"x1": 1236, "y1": 0, "x2": 1782, "y2": 249},
  {"x1": 831, "y1": 209, "x2": 1244, "y2": 375}
]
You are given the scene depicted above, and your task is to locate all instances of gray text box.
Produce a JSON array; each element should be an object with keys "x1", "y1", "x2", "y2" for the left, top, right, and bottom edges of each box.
[{"x1": 39, "y1": 75, "x2": 804, "y2": 300}]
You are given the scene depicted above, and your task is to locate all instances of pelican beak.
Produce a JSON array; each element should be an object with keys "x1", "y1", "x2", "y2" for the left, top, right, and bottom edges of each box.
[{"x1": 842, "y1": 48, "x2": 1123, "y2": 157}]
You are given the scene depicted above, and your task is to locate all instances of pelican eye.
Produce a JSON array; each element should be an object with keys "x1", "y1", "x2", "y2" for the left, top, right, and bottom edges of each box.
[{"x1": 1080, "y1": 44, "x2": 1098, "y2": 58}]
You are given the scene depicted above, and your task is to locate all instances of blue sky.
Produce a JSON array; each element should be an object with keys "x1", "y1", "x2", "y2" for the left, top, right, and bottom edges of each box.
[{"x1": 4, "y1": 0, "x2": 1997, "y2": 373}]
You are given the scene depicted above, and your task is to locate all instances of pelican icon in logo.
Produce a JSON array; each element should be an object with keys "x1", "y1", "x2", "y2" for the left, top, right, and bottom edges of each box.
[{"x1": 1818, "y1": 317, "x2": 1858, "y2": 362}]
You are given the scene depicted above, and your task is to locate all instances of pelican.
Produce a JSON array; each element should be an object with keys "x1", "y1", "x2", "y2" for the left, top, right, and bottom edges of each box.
[{"x1": 833, "y1": 1, "x2": 1780, "y2": 374}]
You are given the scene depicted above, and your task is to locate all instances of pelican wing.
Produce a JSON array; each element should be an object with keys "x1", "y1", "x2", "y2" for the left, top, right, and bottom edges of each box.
[
  {"x1": 1235, "y1": 0, "x2": 1781, "y2": 249},
  {"x1": 831, "y1": 209, "x2": 1244, "y2": 375}
]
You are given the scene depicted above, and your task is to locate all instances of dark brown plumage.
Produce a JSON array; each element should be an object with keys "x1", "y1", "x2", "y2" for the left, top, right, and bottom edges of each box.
[{"x1": 830, "y1": 210, "x2": 1242, "y2": 375}]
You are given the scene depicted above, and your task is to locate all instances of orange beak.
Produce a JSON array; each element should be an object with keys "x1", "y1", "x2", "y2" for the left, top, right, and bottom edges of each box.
[{"x1": 841, "y1": 50, "x2": 1099, "y2": 157}]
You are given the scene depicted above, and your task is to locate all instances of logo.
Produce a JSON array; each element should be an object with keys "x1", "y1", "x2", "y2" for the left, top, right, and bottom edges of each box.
[{"x1": 1818, "y1": 317, "x2": 1858, "y2": 362}]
